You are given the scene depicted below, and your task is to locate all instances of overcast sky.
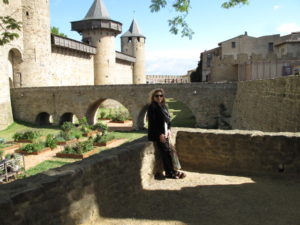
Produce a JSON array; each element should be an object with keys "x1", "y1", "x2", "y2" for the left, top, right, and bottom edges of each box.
[{"x1": 50, "y1": 0, "x2": 300, "y2": 75}]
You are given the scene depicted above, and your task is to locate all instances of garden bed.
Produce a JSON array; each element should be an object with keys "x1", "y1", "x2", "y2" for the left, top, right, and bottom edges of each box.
[
  {"x1": 16, "y1": 147, "x2": 52, "y2": 155},
  {"x1": 109, "y1": 120, "x2": 132, "y2": 124},
  {"x1": 56, "y1": 139, "x2": 78, "y2": 146},
  {"x1": 56, "y1": 148, "x2": 98, "y2": 159},
  {"x1": 93, "y1": 139, "x2": 120, "y2": 147},
  {"x1": 15, "y1": 140, "x2": 33, "y2": 143}
]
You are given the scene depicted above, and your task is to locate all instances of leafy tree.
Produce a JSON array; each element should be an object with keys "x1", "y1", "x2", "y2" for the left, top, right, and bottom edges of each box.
[
  {"x1": 51, "y1": 26, "x2": 67, "y2": 38},
  {"x1": 150, "y1": 0, "x2": 249, "y2": 39},
  {"x1": 190, "y1": 59, "x2": 202, "y2": 82},
  {"x1": 0, "y1": 0, "x2": 22, "y2": 45}
]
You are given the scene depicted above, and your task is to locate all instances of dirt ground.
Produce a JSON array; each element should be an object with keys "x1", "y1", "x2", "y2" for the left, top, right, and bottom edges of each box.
[{"x1": 86, "y1": 171, "x2": 300, "y2": 225}]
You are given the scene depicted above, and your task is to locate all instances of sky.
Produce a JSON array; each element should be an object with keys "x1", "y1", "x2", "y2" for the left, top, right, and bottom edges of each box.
[{"x1": 50, "y1": 0, "x2": 300, "y2": 75}]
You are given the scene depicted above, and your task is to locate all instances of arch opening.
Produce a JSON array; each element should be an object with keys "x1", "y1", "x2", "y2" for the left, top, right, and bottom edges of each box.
[
  {"x1": 35, "y1": 112, "x2": 53, "y2": 126},
  {"x1": 60, "y1": 113, "x2": 78, "y2": 125},
  {"x1": 8, "y1": 48, "x2": 22, "y2": 88},
  {"x1": 87, "y1": 99, "x2": 133, "y2": 131}
]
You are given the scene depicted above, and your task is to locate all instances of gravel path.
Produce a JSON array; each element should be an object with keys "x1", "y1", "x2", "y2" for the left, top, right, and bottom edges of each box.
[{"x1": 87, "y1": 172, "x2": 300, "y2": 225}]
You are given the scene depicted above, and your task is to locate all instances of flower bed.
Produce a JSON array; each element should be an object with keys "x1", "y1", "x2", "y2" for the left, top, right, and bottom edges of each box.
[
  {"x1": 93, "y1": 133, "x2": 116, "y2": 147},
  {"x1": 56, "y1": 148, "x2": 98, "y2": 159},
  {"x1": 13, "y1": 131, "x2": 41, "y2": 143},
  {"x1": 56, "y1": 140, "x2": 97, "y2": 159},
  {"x1": 56, "y1": 139, "x2": 78, "y2": 146},
  {"x1": 15, "y1": 143, "x2": 52, "y2": 155},
  {"x1": 16, "y1": 147, "x2": 51, "y2": 155},
  {"x1": 109, "y1": 120, "x2": 132, "y2": 124}
]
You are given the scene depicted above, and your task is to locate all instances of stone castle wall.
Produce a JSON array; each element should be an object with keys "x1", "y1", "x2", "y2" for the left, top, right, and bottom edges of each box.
[
  {"x1": 50, "y1": 47, "x2": 94, "y2": 86},
  {"x1": 0, "y1": 0, "x2": 23, "y2": 129},
  {"x1": 0, "y1": 129, "x2": 299, "y2": 224},
  {"x1": 231, "y1": 76, "x2": 300, "y2": 132},
  {"x1": 112, "y1": 60, "x2": 133, "y2": 84}
]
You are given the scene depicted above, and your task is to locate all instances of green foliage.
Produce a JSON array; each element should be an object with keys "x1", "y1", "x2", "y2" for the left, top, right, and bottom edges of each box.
[
  {"x1": 0, "y1": 150, "x2": 3, "y2": 158},
  {"x1": 20, "y1": 142, "x2": 45, "y2": 153},
  {"x1": 61, "y1": 122, "x2": 75, "y2": 133},
  {"x1": 222, "y1": 0, "x2": 249, "y2": 8},
  {"x1": 190, "y1": 60, "x2": 202, "y2": 82},
  {"x1": 45, "y1": 134, "x2": 57, "y2": 149},
  {"x1": 93, "y1": 134, "x2": 115, "y2": 144},
  {"x1": 110, "y1": 108, "x2": 131, "y2": 122},
  {"x1": 62, "y1": 140, "x2": 94, "y2": 155},
  {"x1": 150, "y1": 0, "x2": 249, "y2": 38},
  {"x1": 21, "y1": 160, "x2": 71, "y2": 178},
  {"x1": 91, "y1": 122, "x2": 108, "y2": 134},
  {"x1": 78, "y1": 117, "x2": 91, "y2": 133},
  {"x1": 51, "y1": 26, "x2": 67, "y2": 37},
  {"x1": 0, "y1": 143, "x2": 9, "y2": 149},
  {"x1": 13, "y1": 130, "x2": 41, "y2": 141}
]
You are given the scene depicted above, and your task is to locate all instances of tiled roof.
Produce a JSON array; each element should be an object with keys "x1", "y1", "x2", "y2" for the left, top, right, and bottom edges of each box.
[
  {"x1": 84, "y1": 0, "x2": 110, "y2": 20},
  {"x1": 121, "y1": 19, "x2": 145, "y2": 38}
]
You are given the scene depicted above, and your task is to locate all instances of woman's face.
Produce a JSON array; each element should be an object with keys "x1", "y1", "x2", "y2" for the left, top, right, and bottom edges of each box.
[{"x1": 153, "y1": 91, "x2": 164, "y2": 103}]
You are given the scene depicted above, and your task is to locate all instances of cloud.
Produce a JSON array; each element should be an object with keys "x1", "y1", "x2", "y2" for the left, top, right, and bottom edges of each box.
[
  {"x1": 276, "y1": 23, "x2": 300, "y2": 34},
  {"x1": 273, "y1": 5, "x2": 281, "y2": 10},
  {"x1": 146, "y1": 49, "x2": 200, "y2": 75}
]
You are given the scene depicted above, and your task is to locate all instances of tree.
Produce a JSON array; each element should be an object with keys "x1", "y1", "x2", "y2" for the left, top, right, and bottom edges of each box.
[
  {"x1": 150, "y1": 0, "x2": 249, "y2": 39},
  {"x1": 51, "y1": 26, "x2": 67, "y2": 38},
  {"x1": 0, "y1": 0, "x2": 22, "y2": 45}
]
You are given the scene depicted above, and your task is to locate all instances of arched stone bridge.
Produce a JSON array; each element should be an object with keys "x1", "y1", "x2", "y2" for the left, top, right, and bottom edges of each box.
[{"x1": 11, "y1": 83, "x2": 237, "y2": 129}]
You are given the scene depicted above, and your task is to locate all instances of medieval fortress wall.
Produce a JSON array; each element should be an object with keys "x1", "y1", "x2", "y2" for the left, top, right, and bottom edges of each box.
[{"x1": 0, "y1": 0, "x2": 146, "y2": 129}]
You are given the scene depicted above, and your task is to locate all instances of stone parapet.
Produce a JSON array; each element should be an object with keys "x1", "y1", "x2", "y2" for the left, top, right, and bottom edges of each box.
[{"x1": 174, "y1": 128, "x2": 300, "y2": 175}]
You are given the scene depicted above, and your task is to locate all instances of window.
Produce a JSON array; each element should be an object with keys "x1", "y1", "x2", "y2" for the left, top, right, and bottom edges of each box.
[
  {"x1": 268, "y1": 42, "x2": 274, "y2": 52},
  {"x1": 207, "y1": 54, "x2": 212, "y2": 67},
  {"x1": 231, "y1": 42, "x2": 236, "y2": 48}
]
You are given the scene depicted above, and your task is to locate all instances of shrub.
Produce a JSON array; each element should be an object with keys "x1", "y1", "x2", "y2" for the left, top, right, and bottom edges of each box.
[
  {"x1": 20, "y1": 143, "x2": 45, "y2": 153},
  {"x1": 45, "y1": 134, "x2": 57, "y2": 149},
  {"x1": 91, "y1": 122, "x2": 108, "y2": 134},
  {"x1": 61, "y1": 122, "x2": 75, "y2": 133},
  {"x1": 62, "y1": 140, "x2": 93, "y2": 155},
  {"x1": 99, "y1": 110, "x2": 107, "y2": 119},
  {"x1": 78, "y1": 117, "x2": 91, "y2": 133},
  {"x1": 93, "y1": 134, "x2": 115, "y2": 144},
  {"x1": 13, "y1": 131, "x2": 41, "y2": 141}
]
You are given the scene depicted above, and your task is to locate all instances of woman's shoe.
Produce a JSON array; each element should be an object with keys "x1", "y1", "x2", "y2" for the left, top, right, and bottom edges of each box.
[{"x1": 175, "y1": 171, "x2": 186, "y2": 179}]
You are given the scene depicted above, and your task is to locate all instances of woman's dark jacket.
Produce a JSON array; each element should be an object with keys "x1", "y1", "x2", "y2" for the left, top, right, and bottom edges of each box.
[{"x1": 147, "y1": 102, "x2": 171, "y2": 141}]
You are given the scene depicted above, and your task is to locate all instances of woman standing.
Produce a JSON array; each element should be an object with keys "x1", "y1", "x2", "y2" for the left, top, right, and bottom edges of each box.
[{"x1": 147, "y1": 88, "x2": 185, "y2": 179}]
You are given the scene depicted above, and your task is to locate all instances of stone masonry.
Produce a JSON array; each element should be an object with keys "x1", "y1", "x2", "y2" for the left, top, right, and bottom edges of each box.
[
  {"x1": 10, "y1": 76, "x2": 300, "y2": 132},
  {"x1": 0, "y1": 128, "x2": 299, "y2": 225}
]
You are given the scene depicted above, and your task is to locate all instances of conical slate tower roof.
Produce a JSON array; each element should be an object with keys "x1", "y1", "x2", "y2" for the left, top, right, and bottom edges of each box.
[
  {"x1": 122, "y1": 19, "x2": 145, "y2": 38},
  {"x1": 84, "y1": 0, "x2": 110, "y2": 20}
]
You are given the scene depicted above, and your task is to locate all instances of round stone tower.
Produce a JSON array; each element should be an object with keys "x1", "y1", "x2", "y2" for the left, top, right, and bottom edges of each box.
[
  {"x1": 121, "y1": 20, "x2": 146, "y2": 84},
  {"x1": 71, "y1": 0, "x2": 122, "y2": 85},
  {"x1": 20, "y1": 0, "x2": 51, "y2": 87}
]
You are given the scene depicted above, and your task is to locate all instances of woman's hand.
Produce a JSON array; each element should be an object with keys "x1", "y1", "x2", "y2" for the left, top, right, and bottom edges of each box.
[
  {"x1": 166, "y1": 129, "x2": 171, "y2": 138},
  {"x1": 159, "y1": 134, "x2": 166, "y2": 143}
]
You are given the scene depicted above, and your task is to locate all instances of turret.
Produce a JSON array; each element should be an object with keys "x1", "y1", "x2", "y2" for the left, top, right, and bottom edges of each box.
[
  {"x1": 20, "y1": 0, "x2": 51, "y2": 87},
  {"x1": 71, "y1": 0, "x2": 122, "y2": 85},
  {"x1": 121, "y1": 19, "x2": 146, "y2": 84}
]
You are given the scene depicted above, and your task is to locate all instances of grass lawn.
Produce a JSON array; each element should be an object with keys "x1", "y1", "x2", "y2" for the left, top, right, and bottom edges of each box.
[
  {"x1": 0, "y1": 121, "x2": 60, "y2": 141},
  {"x1": 166, "y1": 98, "x2": 196, "y2": 127},
  {"x1": 22, "y1": 159, "x2": 77, "y2": 177}
]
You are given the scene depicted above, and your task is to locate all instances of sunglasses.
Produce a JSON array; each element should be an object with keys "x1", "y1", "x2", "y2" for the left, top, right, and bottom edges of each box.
[{"x1": 155, "y1": 94, "x2": 164, "y2": 98}]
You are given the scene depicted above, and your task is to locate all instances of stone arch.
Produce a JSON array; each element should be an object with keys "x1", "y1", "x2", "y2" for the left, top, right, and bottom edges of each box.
[
  {"x1": 60, "y1": 112, "x2": 78, "y2": 125},
  {"x1": 35, "y1": 112, "x2": 53, "y2": 126},
  {"x1": 8, "y1": 48, "x2": 23, "y2": 88},
  {"x1": 136, "y1": 105, "x2": 149, "y2": 130},
  {"x1": 86, "y1": 98, "x2": 133, "y2": 130}
]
